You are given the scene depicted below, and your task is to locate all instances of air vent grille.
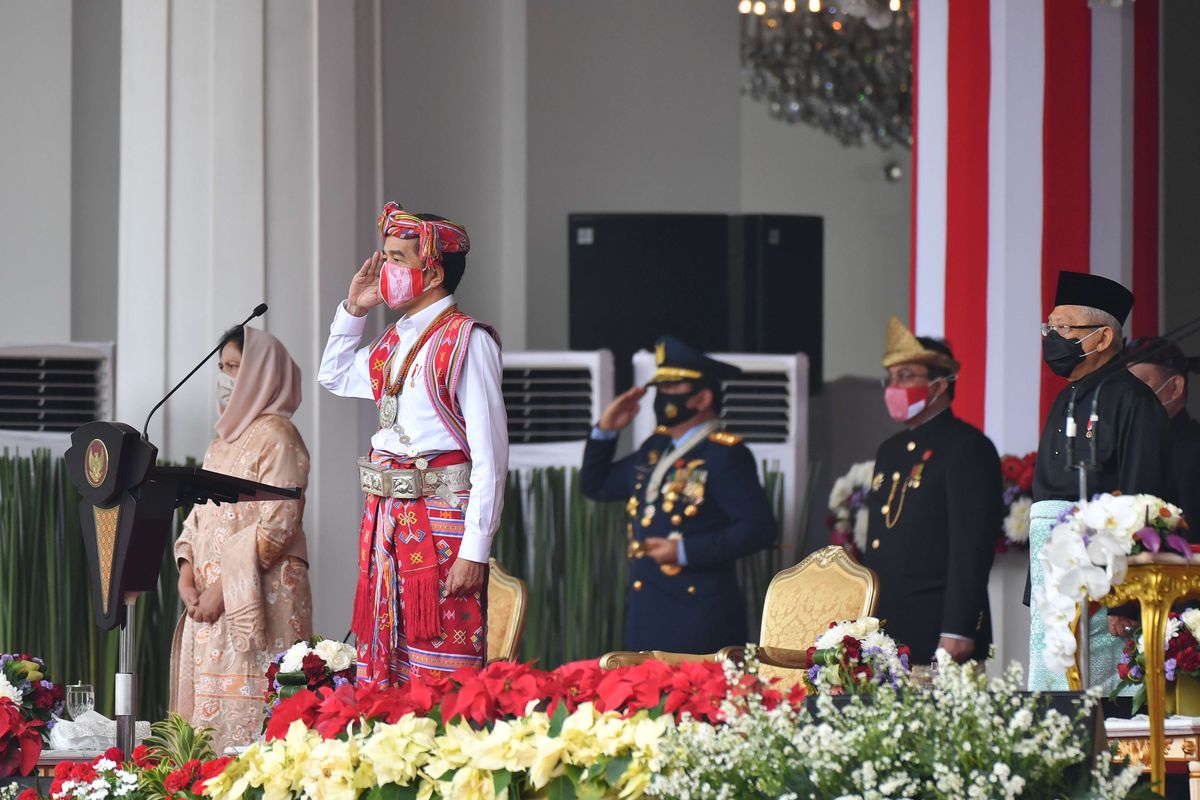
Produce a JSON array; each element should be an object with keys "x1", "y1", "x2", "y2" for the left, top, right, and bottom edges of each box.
[
  {"x1": 0, "y1": 356, "x2": 106, "y2": 432},
  {"x1": 720, "y1": 371, "x2": 790, "y2": 443},
  {"x1": 503, "y1": 367, "x2": 594, "y2": 444}
]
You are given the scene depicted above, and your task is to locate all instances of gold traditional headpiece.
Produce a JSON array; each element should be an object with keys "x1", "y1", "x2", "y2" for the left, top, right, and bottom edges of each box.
[{"x1": 881, "y1": 316, "x2": 960, "y2": 373}]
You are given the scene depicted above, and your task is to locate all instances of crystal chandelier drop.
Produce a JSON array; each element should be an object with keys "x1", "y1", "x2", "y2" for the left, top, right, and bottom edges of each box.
[{"x1": 739, "y1": 0, "x2": 913, "y2": 149}]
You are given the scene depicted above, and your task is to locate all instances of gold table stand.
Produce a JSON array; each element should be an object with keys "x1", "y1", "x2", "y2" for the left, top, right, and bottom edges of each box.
[{"x1": 1068, "y1": 557, "x2": 1200, "y2": 793}]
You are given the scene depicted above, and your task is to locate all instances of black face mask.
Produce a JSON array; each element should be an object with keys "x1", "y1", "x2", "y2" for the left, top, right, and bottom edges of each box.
[
  {"x1": 1041, "y1": 329, "x2": 1100, "y2": 377},
  {"x1": 653, "y1": 385, "x2": 702, "y2": 428}
]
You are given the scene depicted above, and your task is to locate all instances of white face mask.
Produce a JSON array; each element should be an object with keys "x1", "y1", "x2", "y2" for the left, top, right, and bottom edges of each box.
[{"x1": 216, "y1": 370, "x2": 236, "y2": 409}]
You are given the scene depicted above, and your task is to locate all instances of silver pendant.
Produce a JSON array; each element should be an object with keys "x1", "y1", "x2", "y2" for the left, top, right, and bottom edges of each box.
[
  {"x1": 379, "y1": 393, "x2": 398, "y2": 428},
  {"x1": 414, "y1": 457, "x2": 429, "y2": 471}
]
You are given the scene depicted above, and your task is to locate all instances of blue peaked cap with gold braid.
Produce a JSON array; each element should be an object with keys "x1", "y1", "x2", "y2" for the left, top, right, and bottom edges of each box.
[{"x1": 648, "y1": 336, "x2": 742, "y2": 386}]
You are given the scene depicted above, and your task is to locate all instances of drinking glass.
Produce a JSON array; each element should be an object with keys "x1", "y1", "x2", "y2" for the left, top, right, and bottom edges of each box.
[{"x1": 66, "y1": 683, "x2": 94, "y2": 720}]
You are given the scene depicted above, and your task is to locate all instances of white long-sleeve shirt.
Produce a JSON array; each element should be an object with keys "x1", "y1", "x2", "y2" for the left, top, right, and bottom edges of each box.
[{"x1": 317, "y1": 295, "x2": 508, "y2": 563}]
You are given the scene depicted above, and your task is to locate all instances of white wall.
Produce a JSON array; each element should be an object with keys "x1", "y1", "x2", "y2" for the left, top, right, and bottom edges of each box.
[
  {"x1": 524, "y1": 0, "x2": 743, "y2": 349},
  {"x1": 0, "y1": 1, "x2": 73, "y2": 343},
  {"x1": 740, "y1": 102, "x2": 913, "y2": 381}
]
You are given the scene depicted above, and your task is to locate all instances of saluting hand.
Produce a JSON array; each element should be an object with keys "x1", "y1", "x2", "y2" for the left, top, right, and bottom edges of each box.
[
  {"x1": 346, "y1": 251, "x2": 385, "y2": 317},
  {"x1": 598, "y1": 386, "x2": 647, "y2": 432}
]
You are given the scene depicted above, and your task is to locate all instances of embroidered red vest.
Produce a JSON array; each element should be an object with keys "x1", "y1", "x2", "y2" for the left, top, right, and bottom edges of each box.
[{"x1": 366, "y1": 312, "x2": 500, "y2": 459}]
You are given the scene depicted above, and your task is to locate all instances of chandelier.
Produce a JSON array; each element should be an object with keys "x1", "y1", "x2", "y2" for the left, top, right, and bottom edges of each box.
[{"x1": 739, "y1": 0, "x2": 913, "y2": 149}]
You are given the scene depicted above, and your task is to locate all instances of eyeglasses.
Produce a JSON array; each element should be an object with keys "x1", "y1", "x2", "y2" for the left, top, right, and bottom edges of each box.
[
  {"x1": 1040, "y1": 322, "x2": 1102, "y2": 338},
  {"x1": 880, "y1": 369, "x2": 931, "y2": 388}
]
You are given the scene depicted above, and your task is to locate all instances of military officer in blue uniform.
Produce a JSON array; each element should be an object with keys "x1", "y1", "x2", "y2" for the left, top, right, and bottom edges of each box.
[{"x1": 580, "y1": 336, "x2": 777, "y2": 653}]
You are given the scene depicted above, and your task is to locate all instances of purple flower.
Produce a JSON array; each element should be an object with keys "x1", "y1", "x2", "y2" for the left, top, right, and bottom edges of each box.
[
  {"x1": 333, "y1": 675, "x2": 349, "y2": 688},
  {"x1": 899, "y1": 653, "x2": 910, "y2": 670},
  {"x1": 1002, "y1": 486, "x2": 1021, "y2": 505},
  {"x1": 1057, "y1": 506, "x2": 1077, "y2": 524},
  {"x1": 1136, "y1": 526, "x2": 1162, "y2": 553},
  {"x1": 1167, "y1": 658, "x2": 1178, "y2": 682},
  {"x1": 1167, "y1": 534, "x2": 1192, "y2": 559},
  {"x1": 1130, "y1": 665, "x2": 1143, "y2": 680},
  {"x1": 1120, "y1": 651, "x2": 1131, "y2": 665},
  {"x1": 808, "y1": 666, "x2": 821, "y2": 683}
]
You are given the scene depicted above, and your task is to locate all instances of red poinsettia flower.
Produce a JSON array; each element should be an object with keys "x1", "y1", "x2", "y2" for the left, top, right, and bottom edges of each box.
[
  {"x1": 0, "y1": 699, "x2": 43, "y2": 778},
  {"x1": 265, "y1": 688, "x2": 324, "y2": 740},
  {"x1": 546, "y1": 661, "x2": 604, "y2": 713},
  {"x1": 313, "y1": 683, "x2": 368, "y2": 739},
  {"x1": 192, "y1": 755, "x2": 234, "y2": 794},
  {"x1": 596, "y1": 660, "x2": 673, "y2": 714},
  {"x1": 440, "y1": 672, "x2": 499, "y2": 725},
  {"x1": 786, "y1": 682, "x2": 808, "y2": 708},
  {"x1": 17, "y1": 788, "x2": 38, "y2": 800},
  {"x1": 478, "y1": 661, "x2": 549, "y2": 718}
]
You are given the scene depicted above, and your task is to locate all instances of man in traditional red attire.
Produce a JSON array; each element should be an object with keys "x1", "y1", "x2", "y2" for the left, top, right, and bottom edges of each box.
[{"x1": 318, "y1": 202, "x2": 507, "y2": 685}]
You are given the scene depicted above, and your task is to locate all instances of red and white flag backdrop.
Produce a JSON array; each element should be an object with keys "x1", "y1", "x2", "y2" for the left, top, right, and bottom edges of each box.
[{"x1": 910, "y1": 0, "x2": 1162, "y2": 454}]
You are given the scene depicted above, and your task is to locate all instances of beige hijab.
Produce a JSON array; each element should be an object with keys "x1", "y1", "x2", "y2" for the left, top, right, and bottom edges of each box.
[{"x1": 215, "y1": 327, "x2": 302, "y2": 442}]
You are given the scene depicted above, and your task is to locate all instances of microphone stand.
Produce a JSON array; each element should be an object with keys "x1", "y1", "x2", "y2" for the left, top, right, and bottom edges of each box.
[
  {"x1": 1068, "y1": 312, "x2": 1200, "y2": 691},
  {"x1": 141, "y1": 303, "x2": 268, "y2": 439}
]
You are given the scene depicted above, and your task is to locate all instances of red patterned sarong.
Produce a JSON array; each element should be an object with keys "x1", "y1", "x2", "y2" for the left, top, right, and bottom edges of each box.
[{"x1": 354, "y1": 450, "x2": 487, "y2": 685}]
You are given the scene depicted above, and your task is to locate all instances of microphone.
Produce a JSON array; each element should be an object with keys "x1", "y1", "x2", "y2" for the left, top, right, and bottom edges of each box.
[{"x1": 141, "y1": 303, "x2": 269, "y2": 439}]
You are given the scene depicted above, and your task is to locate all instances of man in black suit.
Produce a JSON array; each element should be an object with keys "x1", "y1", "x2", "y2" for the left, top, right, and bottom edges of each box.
[{"x1": 861, "y1": 317, "x2": 1003, "y2": 665}]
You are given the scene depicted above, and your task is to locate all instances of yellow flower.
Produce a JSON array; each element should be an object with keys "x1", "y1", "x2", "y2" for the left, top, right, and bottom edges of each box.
[
  {"x1": 16, "y1": 662, "x2": 43, "y2": 682},
  {"x1": 470, "y1": 718, "x2": 541, "y2": 773},
  {"x1": 528, "y1": 733, "x2": 569, "y2": 790},
  {"x1": 425, "y1": 721, "x2": 482, "y2": 781},
  {"x1": 360, "y1": 715, "x2": 438, "y2": 786},
  {"x1": 300, "y1": 736, "x2": 361, "y2": 800},
  {"x1": 439, "y1": 766, "x2": 504, "y2": 800}
]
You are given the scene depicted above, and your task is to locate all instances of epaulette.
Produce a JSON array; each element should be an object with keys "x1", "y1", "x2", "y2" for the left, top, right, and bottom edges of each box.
[{"x1": 708, "y1": 431, "x2": 743, "y2": 446}]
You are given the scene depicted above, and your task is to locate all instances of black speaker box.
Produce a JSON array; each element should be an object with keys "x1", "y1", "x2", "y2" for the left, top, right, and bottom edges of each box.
[{"x1": 568, "y1": 213, "x2": 823, "y2": 393}]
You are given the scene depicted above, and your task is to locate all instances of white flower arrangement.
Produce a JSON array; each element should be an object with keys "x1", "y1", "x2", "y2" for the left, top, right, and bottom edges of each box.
[
  {"x1": 0, "y1": 672, "x2": 20, "y2": 705},
  {"x1": 1037, "y1": 493, "x2": 1188, "y2": 673},
  {"x1": 650, "y1": 655, "x2": 1141, "y2": 799},
  {"x1": 277, "y1": 637, "x2": 355, "y2": 674},
  {"x1": 828, "y1": 459, "x2": 875, "y2": 554}
]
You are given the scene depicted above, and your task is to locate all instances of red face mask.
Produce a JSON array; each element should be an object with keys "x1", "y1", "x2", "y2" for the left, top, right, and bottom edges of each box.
[
  {"x1": 884, "y1": 384, "x2": 931, "y2": 423},
  {"x1": 378, "y1": 261, "x2": 426, "y2": 309}
]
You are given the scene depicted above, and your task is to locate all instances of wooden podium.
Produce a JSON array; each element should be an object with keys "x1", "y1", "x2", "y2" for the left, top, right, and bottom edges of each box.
[{"x1": 64, "y1": 420, "x2": 301, "y2": 755}]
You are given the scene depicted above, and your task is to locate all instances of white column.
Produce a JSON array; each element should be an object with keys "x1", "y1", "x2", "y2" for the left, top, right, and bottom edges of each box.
[{"x1": 116, "y1": 0, "x2": 380, "y2": 636}]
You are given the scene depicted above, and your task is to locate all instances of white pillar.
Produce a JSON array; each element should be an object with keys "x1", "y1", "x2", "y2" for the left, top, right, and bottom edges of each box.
[{"x1": 116, "y1": 0, "x2": 381, "y2": 637}]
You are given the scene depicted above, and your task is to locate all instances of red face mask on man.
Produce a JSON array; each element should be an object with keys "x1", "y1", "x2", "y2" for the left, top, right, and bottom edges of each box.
[
  {"x1": 884, "y1": 378, "x2": 948, "y2": 423},
  {"x1": 377, "y1": 261, "x2": 430, "y2": 309}
]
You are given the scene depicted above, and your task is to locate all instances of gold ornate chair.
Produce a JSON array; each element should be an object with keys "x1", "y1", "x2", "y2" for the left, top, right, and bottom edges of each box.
[
  {"x1": 486, "y1": 558, "x2": 528, "y2": 663},
  {"x1": 758, "y1": 545, "x2": 878, "y2": 650}
]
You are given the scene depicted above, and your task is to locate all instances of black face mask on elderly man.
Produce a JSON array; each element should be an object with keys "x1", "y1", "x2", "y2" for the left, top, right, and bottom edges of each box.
[{"x1": 1041, "y1": 328, "x2": 1101, "y2": 378}]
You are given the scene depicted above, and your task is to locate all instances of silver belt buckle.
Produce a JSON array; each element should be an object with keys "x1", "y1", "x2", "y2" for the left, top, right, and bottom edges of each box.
[{"x1": 386, "y1": 469, "x2": 420, "y2": 499}]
